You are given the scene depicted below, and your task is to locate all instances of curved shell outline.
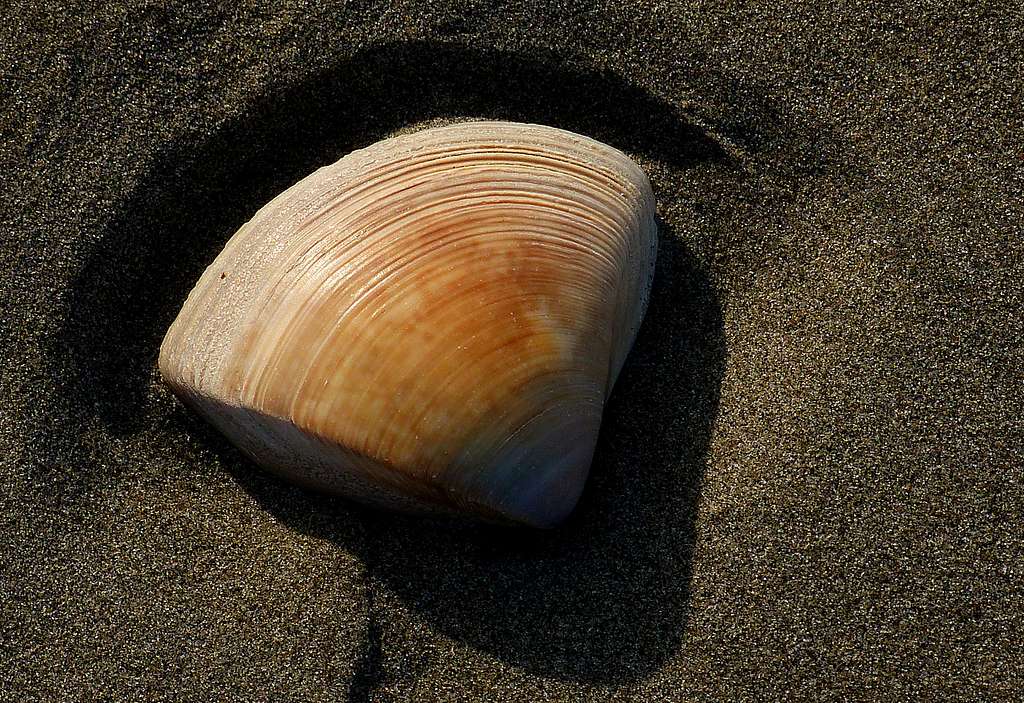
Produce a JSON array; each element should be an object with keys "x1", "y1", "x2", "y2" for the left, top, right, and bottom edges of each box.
[{"x1": 160, "y1": 121, "x2": 657, "y2": 527}]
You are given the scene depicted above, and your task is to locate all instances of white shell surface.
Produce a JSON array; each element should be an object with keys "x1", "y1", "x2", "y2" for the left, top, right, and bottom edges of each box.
[{"x1": 160, "y1": 121, "x2": 657, "y2": 527}]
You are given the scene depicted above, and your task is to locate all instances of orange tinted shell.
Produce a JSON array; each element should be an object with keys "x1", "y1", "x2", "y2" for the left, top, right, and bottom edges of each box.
[{"x1": 159, "y1": 121, "x2": 657, "y2": 527}]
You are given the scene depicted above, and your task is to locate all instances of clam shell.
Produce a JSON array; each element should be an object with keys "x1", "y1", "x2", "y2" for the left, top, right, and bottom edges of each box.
[{"x1": 159, "y1": 121, "x2": 657, "y2": 527}]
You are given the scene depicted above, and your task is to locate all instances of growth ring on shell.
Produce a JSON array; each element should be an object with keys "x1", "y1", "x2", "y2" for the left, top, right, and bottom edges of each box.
[{"x1": 159, "y1": 121, "x2": 658, "y2": 527}]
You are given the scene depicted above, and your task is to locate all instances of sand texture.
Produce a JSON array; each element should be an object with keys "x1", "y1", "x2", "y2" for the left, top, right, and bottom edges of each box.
[{"x1": 2, "y1": 2, "x2": 1022, "y2": 701}]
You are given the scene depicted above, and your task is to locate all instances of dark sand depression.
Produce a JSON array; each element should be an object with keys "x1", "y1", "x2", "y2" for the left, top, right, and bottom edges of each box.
[{"x1": 2, "y1": 3, "x2": 1022, "y2": 701}]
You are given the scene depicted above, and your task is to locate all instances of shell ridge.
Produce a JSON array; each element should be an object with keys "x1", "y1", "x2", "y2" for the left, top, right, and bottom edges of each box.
[{"x1": 160, "y1": 120, "x2": 658, "y2": 526}]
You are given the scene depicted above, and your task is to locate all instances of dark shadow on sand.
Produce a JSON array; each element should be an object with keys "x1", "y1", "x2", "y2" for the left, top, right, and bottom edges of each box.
[{"x1": 52, "y1": 40, "x2": 727, "y2": 685}]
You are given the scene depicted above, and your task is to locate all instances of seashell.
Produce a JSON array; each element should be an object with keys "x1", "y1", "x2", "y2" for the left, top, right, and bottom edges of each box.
[{"x1": 159, "y1": 121, "x2": 657, "y2": 528}]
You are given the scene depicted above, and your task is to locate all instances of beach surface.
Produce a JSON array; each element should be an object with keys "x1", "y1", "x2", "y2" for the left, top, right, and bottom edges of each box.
[{"x1": 2, "y1": 2, "x2": 1022, "y2": 700}]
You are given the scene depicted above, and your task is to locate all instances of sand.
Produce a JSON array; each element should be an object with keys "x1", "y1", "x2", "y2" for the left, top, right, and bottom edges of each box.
[{"x1": 2, "y1": 2, "x2": 1022, "y2": 701}]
